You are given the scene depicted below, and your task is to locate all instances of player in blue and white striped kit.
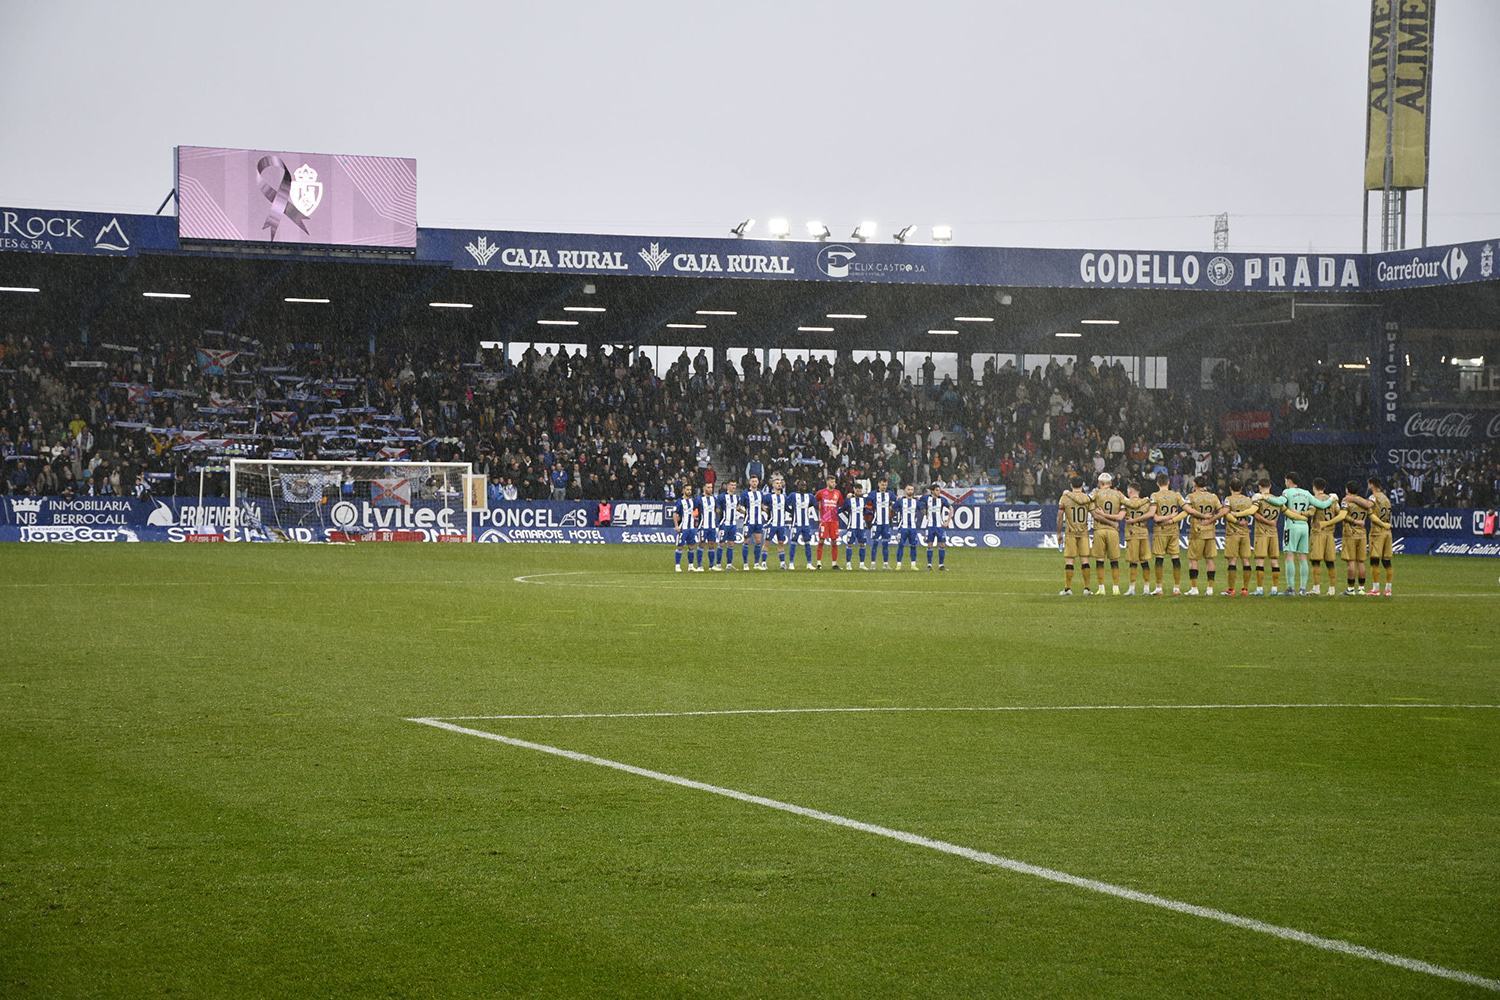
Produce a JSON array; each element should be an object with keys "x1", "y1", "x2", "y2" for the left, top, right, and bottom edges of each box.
[
  {"x1": 790, "y1": 480, "x2": 818, "y2": 568},
  {"x1": 843, "y1": 482, "x2": 871, "y2": 569},
  {"x1": 922, "y1": 483, "x2": 954, "y2": 570},
  {"x1": 718, "y1": 478, "x2": 743, "y2": 569},
  {"x1": 868, "y1": 476, "x2": 896, "y2": 569},
  {"x1": 764, "y1": 475, "x2": 793, "y2": 568},
  {"x1": 742, "y1": 475, "x2": 769, "y2": 571},
  {"x1": 697, "y1": 481, "x2": 721, "y2": 571},
  {"x1": 673, "y1": 483, "x2": 700, "y2": 572},
  {"x1": 895, "y1": 483, "x2": 923, "y2": 569}
]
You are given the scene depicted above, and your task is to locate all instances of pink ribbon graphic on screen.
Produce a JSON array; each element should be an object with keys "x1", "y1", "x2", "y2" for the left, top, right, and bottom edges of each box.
[{"x1": 257, "y1": 155, "x2": 313, "y2": 238}]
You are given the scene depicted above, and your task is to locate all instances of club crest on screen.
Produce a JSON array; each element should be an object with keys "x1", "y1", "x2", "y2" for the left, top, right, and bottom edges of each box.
[{"x1": 289, "y1": 164, "x2": 323, "y2": 218}]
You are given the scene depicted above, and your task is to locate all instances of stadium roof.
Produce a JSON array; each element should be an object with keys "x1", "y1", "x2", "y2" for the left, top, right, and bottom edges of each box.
[{"x1": 2, "y1": 206, "x2": 1497, "y2": 358}]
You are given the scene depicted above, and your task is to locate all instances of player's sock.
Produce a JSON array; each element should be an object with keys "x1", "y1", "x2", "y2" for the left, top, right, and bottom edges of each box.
[
  {"x1": 938, "y1": 548, "x2": 945, "y2": 567},
  {"x1": 1065, "y1": 567, "x2": 1073, "y2": 590},
  {"x1": 675, "y1": 549, "x2": 682, "y2": 569},
  {"x1": 927, "y1": 549, "x2": 933, "y2": 567},
  {"x1": 831, "y1": 544, "x2": 839, "y2": 564}
]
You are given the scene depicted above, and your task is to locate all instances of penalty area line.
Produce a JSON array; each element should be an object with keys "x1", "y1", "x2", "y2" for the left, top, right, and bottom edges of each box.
[
  {"x1": 408, "y1": 716, "x2": 1500, "y2": 993},
  {"x1": 510, "y1": 571, "x2": 1500, "y2": 598},
  {"x1": 435, "y1": 702, "x2": 1500, "y2": 721}
]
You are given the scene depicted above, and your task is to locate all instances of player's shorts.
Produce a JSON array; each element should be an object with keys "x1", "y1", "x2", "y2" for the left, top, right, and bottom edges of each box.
[
  {"x1": 1342, "y1": 532, "x2": 1367, "y2": 563},
  {"x1": 1222, "y1": 534, "x2": 1253, "y2": 561},
  {"x1": 678, "y1": 529, "x2": 698, "y2": 546},
  {"x1": 898, "y1": 528, "x2": 921, "y2": 549},
  {"x1": 764, "y1": 525, "x2": 788, "y2": 544},
  {"x1": 1091, "y1": 530, "x2": 1121, "y2": 561},
  {"x1": 1368, "y1": 532, "x2": 1394, "y2": 560},
  {"x1": 1281, "y1": 521, "x2": 1309, "y2": 554},
  {"x1": 847, "y1": 527, "x2": 870, "y2": 546},
  {"x1": 1125, "y1": 537, "x2": 1151, "y2": 563},
  {"x1": 872, "y1": 524, "x2": 893, "y2": 542},
  {"x1": 924, "y1": 527, "x2": 948, "y2": 546},
  {"x1": 818, "y1": 522, "x2": 839, "y2": 541},
  {"x1": 1187, "y1": 536, "x2": 1216, "y2": 561},
  {"x1": 1309, "y1": 530, "x2": 1336, "y2": 562},
  {"x1": 1063, "y1": 532, "x2": 1091, "y2": 559},
  {"x1": 747, "y1": 523, "x2": 766, "y2": 537},
  {"x1": 792, "y1": 526, "x2": 814, "y2": 544},
  {"x1": 1253, "y1": 529, "x2": 1281, "y2": 560},
  {"x1": 1152, "y1": 529, "x2": 1181, "y2": 558}
]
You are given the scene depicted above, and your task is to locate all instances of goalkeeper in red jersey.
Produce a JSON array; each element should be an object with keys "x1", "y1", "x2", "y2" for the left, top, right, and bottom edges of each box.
[{"x1": 814, "y1": 475, "x2": 844, "y2": 569}]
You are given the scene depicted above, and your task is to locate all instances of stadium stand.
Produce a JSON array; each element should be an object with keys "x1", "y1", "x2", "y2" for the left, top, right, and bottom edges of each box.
[{"x1": 4, "y1": 329, "x2": 1497, "y2": 507}]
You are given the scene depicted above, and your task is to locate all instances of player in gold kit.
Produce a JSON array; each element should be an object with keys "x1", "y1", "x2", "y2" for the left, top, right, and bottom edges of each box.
[
  {"x1": 1249, "y1": 476, "x2": 1284, "y2": 595},
  {"x1": 1149, "y1": 473, "x2": 1187, "y2": 595},
  {"x1": 1339, "y1": 481, "x2": 1369, "y2": 594},
  {"x1": 1057, "y1": 476, "x2": 1095, "y2": 595},
  {"x1": 1090, "y1": 473, "x2": 1126, "y2": 595},
  {"x1": 1219, "y1": 478, "x2": 1257, "y2": 596},
  {"x1": 1307, "y1": 478, "x2": 1345, "y2": 595},
  {"x1": 1346, "y1": 477, "x2": 1395, "y2": 595},
  {"x1": 1121, "y1": 481, "x2": 1154, "y2": 595},
  {"x1": 1182, "y1": 475, "x2": 1223, "y2": 595}
]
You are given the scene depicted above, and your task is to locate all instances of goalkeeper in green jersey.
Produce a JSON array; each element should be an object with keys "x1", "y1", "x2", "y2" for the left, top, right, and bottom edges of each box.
[{"x1": 1253, "y1": 472, "x2": 1336, "y2": 596}]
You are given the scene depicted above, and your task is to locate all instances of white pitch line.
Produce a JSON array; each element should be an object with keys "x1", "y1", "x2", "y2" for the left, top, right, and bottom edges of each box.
[
  {"x1": 408, "y1": 716, "x2": 1500, "y2": 993},
  {"x1": 437, "y1": 703, "x2": 1500, "y2": 721},
  {"x1": 510, "y1": 571, "x2": 1500, "y2": 598}
]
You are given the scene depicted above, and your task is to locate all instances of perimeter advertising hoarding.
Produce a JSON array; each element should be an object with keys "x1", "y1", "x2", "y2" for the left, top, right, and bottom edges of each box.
[
  {"x1": 426, "y1": 227, "x2": 1373, "y2": 293},
  {"x1": 0, "y1": 207, "x2": 176, "y2": 256},
  {"x1": 176, "y1": 146, "x2": 416, "y2": 247}
]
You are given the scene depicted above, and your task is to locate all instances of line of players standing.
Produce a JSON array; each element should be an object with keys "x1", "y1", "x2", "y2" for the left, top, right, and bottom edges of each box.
[
  {"x1": 1057, "y1": 471, "x2": 1398, "y2": 596},
  {"x1": 672, "y1": 474, "x2": 957, "y2": 572}
]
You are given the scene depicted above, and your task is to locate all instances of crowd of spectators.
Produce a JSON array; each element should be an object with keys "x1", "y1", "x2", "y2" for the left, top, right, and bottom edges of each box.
[
  {"x1": 1206, "y1": 343, "x2": 1370, "y2": 432},
  {"x1": 3, "y1": 331, "x2": 1497, "y2": 509}
]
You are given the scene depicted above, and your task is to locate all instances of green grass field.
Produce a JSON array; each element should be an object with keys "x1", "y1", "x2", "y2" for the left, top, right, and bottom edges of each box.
[{"x1": 2, "y1": 543, "x2": 1497, "y2": 999}]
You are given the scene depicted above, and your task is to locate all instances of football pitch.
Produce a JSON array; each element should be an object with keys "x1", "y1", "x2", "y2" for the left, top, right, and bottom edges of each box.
[{"x1": 2, "y1": 543, "x2": 1497, "y2": 999}]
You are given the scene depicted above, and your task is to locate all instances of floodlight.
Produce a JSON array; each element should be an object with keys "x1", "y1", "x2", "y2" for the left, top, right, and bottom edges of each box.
[
  {"x1": 730, "y1": 219, "x2": 755, "y2": 237},
  {"x1": 893, "y1": 225, "x2": 916, "y2": 243},
  {"x1": 852, "y1": 221, "x2": 877, "y2": 242},
  {"x1": 932, "y1": 225, "x2": 954, "y2": 243},
  {"x1": 806, "y1": 221, "x2": 830, "y2": 240},
  {"x1": 768, "y1": 218, "x2": 791, "y2": 239}
]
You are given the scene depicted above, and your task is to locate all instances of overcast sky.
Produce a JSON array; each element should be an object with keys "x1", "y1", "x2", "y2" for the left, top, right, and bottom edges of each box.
[{"x1": 2, "y1": 0, "x2": 1496, "y2": 254}]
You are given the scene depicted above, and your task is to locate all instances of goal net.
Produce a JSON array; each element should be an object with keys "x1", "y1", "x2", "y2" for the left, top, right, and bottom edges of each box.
[{"x1": 228, "y1": 459, "x2": 481, "y2": 542}]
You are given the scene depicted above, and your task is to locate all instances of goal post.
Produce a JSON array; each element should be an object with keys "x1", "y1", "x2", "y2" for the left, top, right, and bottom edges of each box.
[{"x1": 227, "y1": 458, "x2": 475, "y2": 541}]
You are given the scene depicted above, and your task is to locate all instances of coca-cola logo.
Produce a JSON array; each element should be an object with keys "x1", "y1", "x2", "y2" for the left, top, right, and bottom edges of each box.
[{"x1": 1403, "y1": 412, "x2": 1473, "y2": 439}]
